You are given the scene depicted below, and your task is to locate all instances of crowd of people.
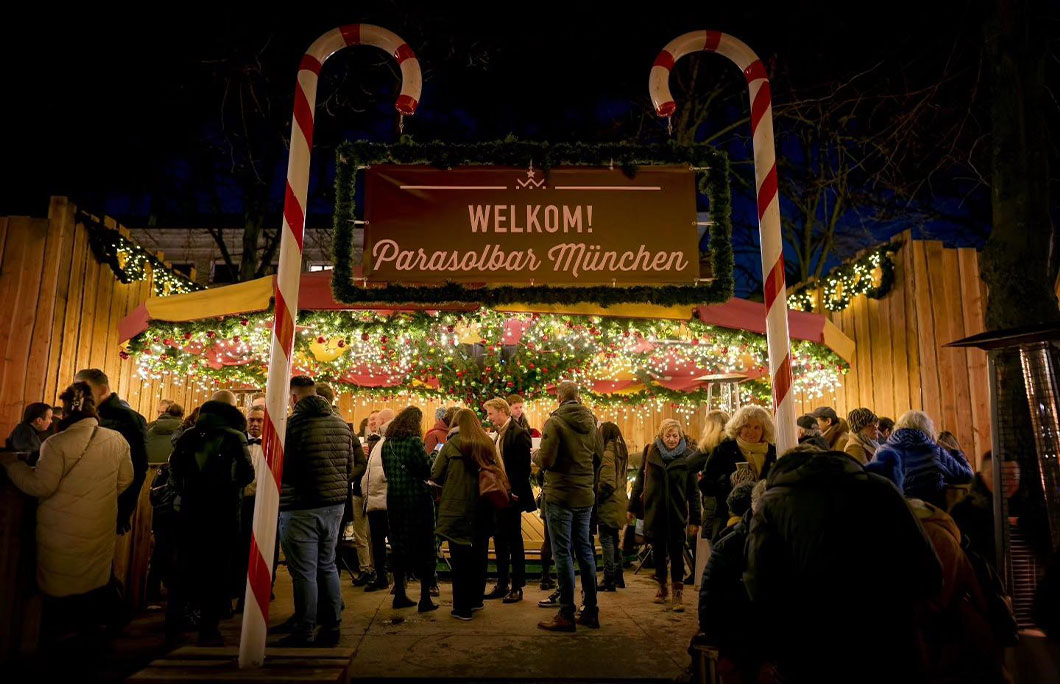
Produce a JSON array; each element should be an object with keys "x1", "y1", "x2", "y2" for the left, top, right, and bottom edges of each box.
[{"x1": 0, "y1": 370, "x2": 1025, "y2": 681}]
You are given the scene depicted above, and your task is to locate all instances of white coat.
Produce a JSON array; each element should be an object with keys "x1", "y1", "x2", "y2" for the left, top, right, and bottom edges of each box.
[
  {"x1": 361, "y1": 436, "x2": 388, "y2": 512},
  {"x1": 3, "y1": 418, "x2": 133, "y2": 597}
]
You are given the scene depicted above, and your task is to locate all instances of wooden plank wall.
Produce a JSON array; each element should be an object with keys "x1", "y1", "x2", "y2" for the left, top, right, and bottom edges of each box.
[
  {"x1": 794, "y1": 230, "x2": 991, "y2": 466},
  {"x1": 0, "y1": 198, "x2": 196, "y2": 439}
]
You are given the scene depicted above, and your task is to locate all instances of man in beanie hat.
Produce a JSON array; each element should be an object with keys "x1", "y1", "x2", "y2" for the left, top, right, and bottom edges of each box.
[
  {"x1": 844, "y1": 408, "x2": 880, "y2": 465},
  {"x1": 796, "y1": 415, "x2": 829, "y2": 451},
  {"x1": 811, "y1": 406, "x2": 849, "y2": 449}
]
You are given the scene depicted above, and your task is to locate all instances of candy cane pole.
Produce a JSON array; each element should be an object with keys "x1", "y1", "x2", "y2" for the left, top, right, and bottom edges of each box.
[
  {"x1": 650, "y1": 31, "x2": 796, "y2": 453},
  {"x1": 239, "y1": 24, "x2": 421, "y2": 668}
]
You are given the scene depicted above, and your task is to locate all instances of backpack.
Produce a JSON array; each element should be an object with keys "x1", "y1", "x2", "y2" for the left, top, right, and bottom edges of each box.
[
  {"x1": 149, "y1": 464, "x2": 179, "y2": 523},
  {"x1": 479, "y1": 463, "x2": 511, "y2": 510},
  {"x1": 962, "y1": 539, "x2": 1020, "y2": 647}
]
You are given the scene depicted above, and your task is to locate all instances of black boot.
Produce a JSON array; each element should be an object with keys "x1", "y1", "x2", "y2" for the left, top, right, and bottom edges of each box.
[
  {"x1": 600, "y1": 570, "x2": 616, "y2": 592},
  {"x1": 615, "y1": 568, "x2": 625, "y2": 589}
]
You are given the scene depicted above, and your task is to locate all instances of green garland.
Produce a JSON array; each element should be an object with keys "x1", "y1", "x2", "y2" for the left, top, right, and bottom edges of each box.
[
  {"x1": 331, "y1": 138, "x2": 733, "y2": 307},
  {"x1": 787, "y1": 243, "x2": 900, "y2": 313},
  {"x1": 127, "y1": 308, "x2": 849, "y2": 407},
  {"x1": 81, "y1": 211, "x2": 203, "y2": 297}
]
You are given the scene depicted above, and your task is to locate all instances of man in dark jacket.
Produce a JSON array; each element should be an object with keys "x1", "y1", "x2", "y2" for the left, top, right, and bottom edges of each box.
[
  {"x1": 745, "y1": 450, "x2": 942, "y2": 683},
  {"x1": 75, "y1": 368, "x2": 148, "y2": 534},
  {"x1": 278, "y1": 376, "x2": 353, "y2": 646},
  {"x1": 483, "y1": 397, "x2": 535, "y2": 604},
  {"x1": 166, "y1": 394, "x2": 254, "y2": 645},
  {"x1": 795, "y1": 414, "x2": 829, "y2": 451},
  {"x1": 5, "y1": 402, "x2": 53, "y2": 464},
  {"x1": 532, "y1": 382, "x2": 603, "y2": 631},
  {"x1": 147, "y1": 403, "x2": 184, "y2": 465}
]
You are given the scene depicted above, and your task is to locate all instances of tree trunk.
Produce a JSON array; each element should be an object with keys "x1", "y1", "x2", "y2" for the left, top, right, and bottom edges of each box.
[{"x1": 980, "y1": 0, "x2": 1059, "y2": 329}]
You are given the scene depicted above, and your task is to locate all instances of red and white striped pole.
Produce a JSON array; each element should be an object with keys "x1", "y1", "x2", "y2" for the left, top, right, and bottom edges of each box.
[
  {"x1": 650, "y1": 31, "x2": 796, "y2": 454},
  {"x1": 239, "y1": 24, "x2": 421, "y2": 668}
]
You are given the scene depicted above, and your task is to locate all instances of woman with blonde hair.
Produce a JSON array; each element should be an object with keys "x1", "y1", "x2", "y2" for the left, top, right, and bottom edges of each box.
[
  {"x1": 700, "y1": 406, "x2": 777, "y2": 540},
  {"x1": 698, "y1": 409, "x2": 731, "y2": 455},
  {"x1": 432, "y1": 409, "x2": 504, "y2": 620},
  {"x1": 628, "y1": 418, "x2": 701, "y2": 611}
]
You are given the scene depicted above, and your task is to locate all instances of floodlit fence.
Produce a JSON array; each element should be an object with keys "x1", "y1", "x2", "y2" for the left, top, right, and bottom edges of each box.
[{"x1": 793, "y1": 230, "x2": 991, "y2": 466}]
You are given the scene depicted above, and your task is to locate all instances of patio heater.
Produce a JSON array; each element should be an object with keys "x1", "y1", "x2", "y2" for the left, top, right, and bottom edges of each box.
[{"x1": 949, "y1": 323, "x2": 1060, "y2": 628}]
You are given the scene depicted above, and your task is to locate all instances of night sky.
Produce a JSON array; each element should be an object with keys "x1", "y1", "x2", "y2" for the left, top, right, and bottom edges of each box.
[{"x1": 3, "y1": 2, "x2": 1055, "y2": 294}]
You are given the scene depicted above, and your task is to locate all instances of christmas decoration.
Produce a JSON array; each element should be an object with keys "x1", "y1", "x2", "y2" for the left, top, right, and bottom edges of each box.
[
  {"x1": 332, "y1": 139, "x2": 733, "y2": 307},
  {"x1": 80, "y1": 210, "x2": 202, "y2": 297},
  {"x1": 787, "y1": 244, "x2": 901, "y2": 313}
]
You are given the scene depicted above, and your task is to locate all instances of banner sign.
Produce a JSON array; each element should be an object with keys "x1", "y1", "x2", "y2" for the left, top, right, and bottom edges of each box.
[{"x1": 363, "y1": 165, "x2": 699, "y2": 285}]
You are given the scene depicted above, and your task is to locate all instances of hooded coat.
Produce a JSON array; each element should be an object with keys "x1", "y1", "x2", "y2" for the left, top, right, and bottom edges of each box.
[
  {"x1": 533, "y1": 400, "x2": 603, "y2": 509},
  {"x1": 168, "y1": 401, "x2": 255, "y2": 529},
  {"x1": 874, "y1": 429, "x2": 973, "y2": 508},
  {"x1": 424, "y1": 418, "x2": 449, "y2": 455},
  {"x1": 280, "y1": 395, "x2": 353, "y2": 511},
  {"x1": 97, "y1": 393, "x2": 148, "y2": 529},
  {"x1": 745, "y1": 451, "x2": 942, "y2": 682},
  {"x1": 629, "y1": 440, "x2": 701, "y2": 539},
  {"x1": 3, "y1": 417, "x2": 133, "y2": 597}
]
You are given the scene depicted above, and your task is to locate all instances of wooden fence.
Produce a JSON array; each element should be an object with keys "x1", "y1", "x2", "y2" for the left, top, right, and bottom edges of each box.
[{"x1": 793, "y1": 230, "x2": 991, "y2": 466}]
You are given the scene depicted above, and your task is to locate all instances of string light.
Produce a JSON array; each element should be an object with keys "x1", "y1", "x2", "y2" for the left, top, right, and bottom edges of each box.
[
  {"x1": 128, "y1": 308, "x2": 848, "y2": 410},
  {"x1": 787, "y1": 244, "x2": 899, "y2": 313}
]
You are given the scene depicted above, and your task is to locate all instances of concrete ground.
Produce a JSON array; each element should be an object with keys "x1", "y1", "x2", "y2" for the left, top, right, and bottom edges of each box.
[{"x1": 9, "y1": 565, "x2": 698, "y2": 683}]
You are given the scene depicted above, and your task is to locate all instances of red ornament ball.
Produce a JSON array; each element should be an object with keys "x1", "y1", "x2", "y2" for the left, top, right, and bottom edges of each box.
[
  {"x1": 240, "y1": 318, "x2": 249, "y2": 326},
  {"x1": 317, "y1": 336, "x2": 326, "y2": 344},
  {"x1": 528, "y1": 363, "x2": 535, "y2": 370},
  {"x1": 206, "y1": 331, "x2": 216, "y2": 339},
  {"x1": 361, "y1": 333, "x2": 370, "y2": 342},
  {"x1": 381, "y1": 336, "x2": 389, "y2": 344},
  {"x1": 163, "y1": 338, "x2": 174, "y2": 346},
  {"x1": 337, "y1": 340, "x2": 346, "y2": 348},
  {"x1": 119, "y1": 351, "x2": 130, "y2": 360}
]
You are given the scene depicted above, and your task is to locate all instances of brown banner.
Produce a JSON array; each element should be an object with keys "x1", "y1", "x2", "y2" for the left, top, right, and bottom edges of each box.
[{"x1": 363, "y1": 165, "x2": 699, "y2": 285}]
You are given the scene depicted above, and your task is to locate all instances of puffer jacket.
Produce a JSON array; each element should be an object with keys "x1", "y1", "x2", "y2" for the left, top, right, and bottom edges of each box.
[
  {"x1": 280, "y1": 395, "x2": 353, "y2": 511},
  {"x1": 596, "y1": 438, "x2": 629, "y2": 529},
  {"x1": 533, "y1": 400, "x2": 603, "y2": 508},
  {"x1": 361, "y1": 436, "x2": 388, "y2": 512},
  {"x1": 874, "y1": 429, "x2": 973, "y2": 508},
  {"x1": 3, "y1": 417, "x2": 133, "y2": 597},
  {"x1": 629, "y1": 440, "x2": 701, "y2": 539}
]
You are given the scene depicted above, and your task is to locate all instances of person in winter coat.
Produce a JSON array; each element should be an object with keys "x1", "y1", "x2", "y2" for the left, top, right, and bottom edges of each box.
[
  {"x1": 745, "y1": 449, "x2": 943, "y2": 683},
  {"x1": 692, "y1": 410, "x2": 730, "y2": 582},
  {"x1": 5, "y1": 401, "x2": 53, "y2": 465},
  {"x1": 147, "y1": 403, "x2": 184, "y2": 465},
  {"x1": 75, "y1": 368, "x2": 148, "y2": 535},
  {"x1": 843, "y1": 407, "x2": 880, "y2": 465},
  {"x1": 362, "y1": 417, "x2": 391, "y2": 592},
  {"x1": 483, "y1": 397, "x2": 535, "y2": 603},
  {"x1": 533, "y1": 382, "x2": 603, "y2": 632},
  {"x1": 629, "y1": 419, "x2": 701, "y2": 611},
  {"x1": 795, "y1": 414, "x2": 829, "y2": 451},
  {"x1": 277, "y1": 376, "x2": 352, "y2": 646},
  {"x1": 432, "y1": 409, "x2": 500, "y2": 620},
  {"x1": 811, "y1": 406, "x2": 849, "y2": 449},
  {"x1": 379, "y1": 407, "x2": 438, "y2": 613},
  {"x1": 873, "y1": 410, "x2": 973, "y2": 509},
  {"x1": 166, "y1": 395, "x2": 254, "y2": 645},
  {"x1": 878, "y1": 416, "x2": 895, "y2": 442},
  {"x1": 0, "y1": 382, "x2": 133, "y2": 639},
  {"x1": 949, "y1": 450, "x2": 1020, "y2": 569},
  {"x1": 699, "y1": 406, "x2": 777, "y2": 539},
  {"x1": 424, "y1": 407, "x2": 450, "y2": 455},
  {"x1": 507, "y1": 394, "x2": 541, "y2": 438},
  {"x1": 696, "y1": 480, "x2": 767, "y2": 683},
  {"x1": 908, "y1": 498, "x2": 1005, "y2": 681},
  {"x1": 596, "y1": 422, "x2": 629, "y2": 592}
]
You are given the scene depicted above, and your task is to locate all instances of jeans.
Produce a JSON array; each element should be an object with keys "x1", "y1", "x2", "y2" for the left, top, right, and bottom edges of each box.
[
  {"x1": 545, "y1": 504, "x2": 597, "y2": 618},
  {"x1": 279, "y1": 504, "x2": 345, "y2": 639},
  {"x1": 540, "y1": 516, "x2": 553, "y2": 577},
  {"x1": 495, "y1": 507, "x2": 526, "y2": 588},
  {"x1": 366, "y1": 509, "x2": 389, "y2": 581},
  {"x1": 598, "y1": 524, "x2": 621, "y2": 578},
  {"x1": 652, "y1": 532, "x2": 685, "y2": 584},
  {"x1": 449, "y1": 537, "x2": 488, "y2": 615}
]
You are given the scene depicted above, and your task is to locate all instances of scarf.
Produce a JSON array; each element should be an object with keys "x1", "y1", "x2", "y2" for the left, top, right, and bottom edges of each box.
[
  {"x1": 853, "y1": 432, "x2": 880, "y2": 459},
  {"x1": 736, "y1": 437, "x2": 769, "y2": 479},
  {"x1": 655, "y1": 437, "x2": 687, "y2": 463}
]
